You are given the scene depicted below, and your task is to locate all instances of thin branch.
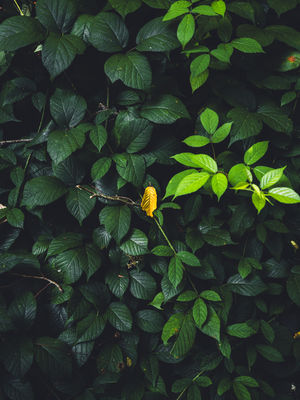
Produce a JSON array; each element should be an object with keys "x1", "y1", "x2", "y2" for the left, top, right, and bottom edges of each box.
[
  {"x1": 0, "y1": 138, "x2": 32, "y2": 146},
  {"x1": 10, "y1": 272, "x2": 63, "y2": 292},
  {"x1": 13, "y1": 0, "x2": 24, "y2": 15},
  {"x1": 34, "y1": 282, "x2": 51, "y2": 298},
  {"x1": 76, "y1": 185, "x2": 139, "y2": 206}
]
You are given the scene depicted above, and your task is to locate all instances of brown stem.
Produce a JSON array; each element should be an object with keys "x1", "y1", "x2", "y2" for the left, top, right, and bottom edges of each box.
[
  {"x1": 34, "y1": 282, "x2": 51, "y2": 298},
  {"x1": 10, "y1": 272, "x2": 63, "y2": 292},
  {"x1": 76, "y1": 185, "x2": 139, "y2": 206},
  {"x1": 0, "y1": 138, "x2": 32, "y2": 146}
]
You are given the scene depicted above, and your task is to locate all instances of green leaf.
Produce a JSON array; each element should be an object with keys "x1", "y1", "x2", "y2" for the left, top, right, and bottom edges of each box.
[
  {"x1": 287, "y1": 274, "x2": 300, "y2": 306},
  {"x1": 252, "y1": 191, "x2": 266, "y2": 214},
  {"x1": 22, "y1": 176, "x2": 67, "y2": 208},
  {"x1": 260, "y1": 320, "x2": 275, "y2": 344},
  {"x1": 227, "y1": 108, "x2": 263, "y2": 144},
  {"x1": 202, "y1": 229, "x2": 234, "y2": 246},
  {"x1": 190, "y1": 54, "x2": 210, "y2": 77},
  {"x1": 89, "y1": 12, "x2": 129, "y2": 52},
  {"x1": 66, "y1": 188, "x2": 96, "y2": 224},
  {"x1": 105, "y1": 268, "x2": 128, "y2": 298},
  {"x1": 212, "y1": 122, "x2": 232, "y2": 143},
  {"x1": 168, "y1": 256, "x2": 184, "y2": 288},
  {"x1": 183, "y1": 136, "x2": 210, "y2": 147},
  {"x1": 211, "y1": 43, "x2": 233, "y2": 63},
  {"x1": 200, "y1": 290, "x2": 221, "y2": 301},
  {"x1": 89, "y1": 125, "x2": 107, "y2": 151},
  {"x1": 174, "y1": 171, "x2": 210, "y2": 198},
  {"x1": 35, "y1": 337, "x2": 72, "y2": 379},
  {"x1": 238, "y1": 257, "x2": 261, "y2": 279},
  {"x1": 200, "y1": 108, "x2": 219, "y2": 134},
  {"x1": 149, "y1": 292, "x2": 165, "y2": 310},
  {"x1": 99, "y1": 205, "x2": 131, "y2": 243},
  {"x1": 71, "y1": 14, "x2": 94, "y2": 42},
  {"x1": 187, "y1": 385, "x2": 201, "y2": 400},
  {"x1": 91, "y1": 158, "x2": 112, "y2": 180},
  {"x1": 1, "y1": 336, "x2": 33, "y2": 377},
  {"x1": 244, "y1": 141, "x2": 269, "y2": 165},
  {"x1": 227, "y1": 323, "x2": 257, "y2": 338},
  {"x1": 200, "y1": 306, "x2": 220, "y2": 341},
  {"x1": 0, "y1": 16, "x2": 45, "y2": 51},
  {"x1": 212, "y1": 0, "x2": 226, "y2": 16},
  {"x1": 162, "y1": 312, "x2": 184, "y2": 344},
  {"x1": 36, "y1": 0, "x2": 78, "y2": 33},
  {"x1": 120, "y1": 228, "x2": 148, "y2": 255},
  {"x1": 107, "y1": 302, "x2": 133, "y2": 332},
  {"x1": 177, "y1": 14, "x2": 195, "y2": 48},
  {"x1": 260, "y1": 167, "x2": 285, "y2": 189},
  {"x1": 228, "y1": 163, "x2": 252, "y2": 186},
  {"x1": 3, "y1": 379, "x2": 34, "y2": 400},
  {"x1": 257, "y1": 104, "x2": 293, "y2": 133},
  {"x1": 76, "y1": 311, "x2": 105, "y2": 343},
  {"x1": 281, "y1": 91, "x2": 296, "y2": 106},
  {"x1": 164, "y1": 169, "x2": 198, "y2": 198},
  {"x1": 267, "y1": 0, "x2": 297, "y2": 16},
  {"x1": 105, "y1": 52, "x2": 152, "y2": 90},
  {"x1": 130, "y1": 270, "x2": 157, "y2": 299},
  {"x1": 192, "y1": 298, "x2": 208, "y2": 328},
  {"x1": 54, "y1": 247, "x2": 85, "y2": 283},
  {"x1": 235, "y1": 376, "x2": 259, "y2": 388},
  {"x1": 50, "y1": 88, "x2": 87, "y2": 128},
  {"x1": 151, "y1": 245, "x2": 174, "y2": 256},
  {"x1": 172, "y1": 153, "x2": 217, "y2": 173},
  {"x1": 171, "y1": 313, "x2": 196, "y2": 357},
  {"x1": 211, "y1": 173, "x2": 228, "y2": 200},
  {"x1": 177, "y1": 251, "x2": 200, "y2": 266},
  {"x1": 115, "y1": 154, "x2": 145, "y2": 186},
  {"x1": 42, "y1": 33, "x2": 85, "y2": 79},
  {"x1": 227, "y1": 274, "x2": 267, "y2": 296},
  {"x1": 140, "y1": 95, "x2": 190, "y2": 124},
  {"x1": 190, "y1": 69, "x2": 209, "y2": 92},
  {"x1": 8, "y1": 292, "x2": 36, "y2": 330},
  {"x1": 231, "y1": 37, "x2": 264, "y2": 53},
  {"x1": 109, "y1": 0, "x2": 142, "y2": 17},
  {"x1": 268, "y1": 187, "x2": 300, "y2": 204},
  {"x1": 194, "y1": 376, "x2": 213, "y2": 387},
  {"x1": 136, "y1": 309, "x2": 165, "y2": 333},
  {"x1": 172, "y1": 378, "x2": 191, "y2": 393},
  {"x1": 192, "y1": 5, "x2": 217, "y2": 16},
  {"x1": 163, "y1": 1, "x2": 190, "y2": 21},
  {"x1": 47, "y1": 233, "x2": 82, "y2": 257},
  {"x1": 114, "y1": 111, "x2": 153, "y2": 153},
  {"x1": 233, "y1": 382, "x2": 251, "y2": 400},
  {"x1": 217, "y1": 378, "x2": 231, "y2": 396},
  {"x1": 47, "y1": 124, "x2": 91, "y2": 164},
  {"x1": 177, "y1": 290, "x2": 197, "y2": 302},
  {"x1": 256, "y1": 344, "x2": 284, "y2": 362},
  {"x1": 6, "y1": 208, "x2": 24, "y2": 229},
  {"x1": 136, "y1": 17, "x2": 179, "y2": 52}
]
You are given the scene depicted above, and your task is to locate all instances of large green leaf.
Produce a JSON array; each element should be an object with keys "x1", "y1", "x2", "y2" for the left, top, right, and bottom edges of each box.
[
  {"x1": 256, "y1": 344, "x2": 284, "y2": 362},
  {"x1": 227, "y1": 274, "x2": 267, "y2": 296},
  {"x1": 136, "y1": 17, "x2": 179, "y2": 52},
  {"x1": 129, "y1": 270, "x2": 157, "y2": 299},
  {"x1": 114, "y1": 111, "x2": 153, "y2": 153},
  {"x1": 89, "y1": 12, "x2": 129, "y2": 52},
  {"x1": 105, "y1": 269, "x2": 129, "y2": 298},
  {"x1": 42, "y1": 33, "x2": 85, "y2": 79},
  {"x1": 3, "y1": 378, "x2": 34, "y2": 400},
  {"x1": 36, "y1": 0, "x2": 78, "y2": 33},
  {"x1": 168, "y1": 256, "x2": 184, "y2": 288},
  {"x1": 192, "y1": 298, "x2": 208, "y2": 328},
  {"x1": 244, "y1": 141, "x2": 269, "y2": 166},
  {"x1": 22, "y1": 176, "x2": 67, "y2": 208},
  {"x1": 8, "y1": 292, "x2": 36, "y2": 331},
  {"x1": 140, "y1": 95, "x2": 190, "y2": 124},
  {"x1": 227, "y1": 108, "x2": 263, "y2": 145},
  {"x1": 115, "y1": 153, "x2": 145, "y2": 186},
  {"x1": 268, "y1": 187, "x2": 300, "y2": 204},
  {"x1": 231, "y1": 37, "x2": 264, "y2": 53},
  {"x1": 109, "y1": 0, "x2": 142, "y2": 17},
  {"x1": 99, "y1": 205, "x2": 131, "y2": 243},
  {"x1": 50, "y1": 89, "x2": 87, "y2": 128},
  {"x1": 105, "y1": 52, "x2": 152, "y2": 90},
  {"x1": 257, "y1": 104, "x2": 293, "y2": 133},
  {"x1": 171, "y1": 313, "x2": 196, "y2": 357},
  {"x1": 174, "y1": 171, "x2": 210, "y2": 198},
  {"x1": 172, "y1": 153, "x2": 217, "y2": 173},
  {"x1": 76, "y1": 311, "x2": 105, "y2": 343},
  {"x1": 47, "y1": 124, "x2": 91, "y2": 164},
  {"x1": 0, "y1": 16, "x2": 45, "y2": 51},
  {"x1": 177, "y1": 14, "x2": 195, "y2": 48},
  {"x1": 120, "y1": 229, "x2": 148, "y2": 255},
  {"x1": 66, "y1": 187, "x2": 96, "y2": 224},
  {"x1": 200, "y1": 306, "x2": 220, "y2": 342},
  {"x1": 107, "y1": 302, "x2": 133, "y2": 332},
  {"x1": 47, "y1": 232, "x2": 82, "y2": 257},
  {"x1": 200, "y1": 108, "x2": 219, "y2": 134},
  {"x1": 136, "y1": 310, "x2": 165, "y2": 333},
  {"x1": 54, "y1": 247, "x2": 86, "y2": 283},
  {"x1": 227, "y1": 323, "x2": 257, "y2": 338},
  {"x1": 0, "y1": 336, "x2": 33, "y2": 377},
  {"x1": 164, "y1": 169, "x2": 198, "y2": 198}
]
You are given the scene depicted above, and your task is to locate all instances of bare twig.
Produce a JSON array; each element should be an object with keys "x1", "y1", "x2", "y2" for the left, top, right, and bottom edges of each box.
[
  {"x1": 0, "y1": 138, "x2": 32, "y2": 146},
  {"x1": 76, "y1": 185, "x2": 139, "y2": 206},
  {"x1": 34, "y1": 282, "x2": 51, "y2": 298},
  {"x1": 10, "y1": 272, "x2": 63, "y2": 292}
]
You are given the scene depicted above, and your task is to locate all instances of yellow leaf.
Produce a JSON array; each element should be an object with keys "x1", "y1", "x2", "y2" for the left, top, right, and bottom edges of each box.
[{"x1": 141, "y1": 186, "x2": 157, "y2": 217}]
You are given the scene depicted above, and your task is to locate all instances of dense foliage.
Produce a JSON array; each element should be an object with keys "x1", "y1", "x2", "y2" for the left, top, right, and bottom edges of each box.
[{"x1": 1, "y1": 0, "x2": 300, "y2": 399}]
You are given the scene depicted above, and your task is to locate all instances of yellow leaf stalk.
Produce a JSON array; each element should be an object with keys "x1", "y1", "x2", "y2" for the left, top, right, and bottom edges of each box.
[{"x1": 141, "y1": 186, "x2": 157, "y2": 217}]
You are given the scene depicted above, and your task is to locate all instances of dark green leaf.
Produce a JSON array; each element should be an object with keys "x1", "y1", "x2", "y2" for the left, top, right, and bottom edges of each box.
[
  {"x1": 99, "y1": 205, "x2": 131, "y2": 243},
  {"x1": 140, "y1": 95, "x2": 190, "y2": 124},
  {"x1": 107, "y1": 302, "x2": 133, "y2": 332},
  {"x1": 22, "y1": 176, "x2": 67, "y2": 208},
  {"x1": 36, "y1": 0, "x2": 78, "y2": 33}
]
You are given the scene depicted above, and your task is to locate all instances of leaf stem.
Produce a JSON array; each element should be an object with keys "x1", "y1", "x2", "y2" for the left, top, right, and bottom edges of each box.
[
  {"x1": 153, "y1": 216, "x2": 177, "y2": 255},
  {"x1": 13, "y1": 0, "x2": 24, "y2": 15},
  {"x1": 176, "y1": 370, "x2": 204, "y2": 400},
  {"x1": 10, "y1": 272, "x2": 63, "y2": 292}
]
